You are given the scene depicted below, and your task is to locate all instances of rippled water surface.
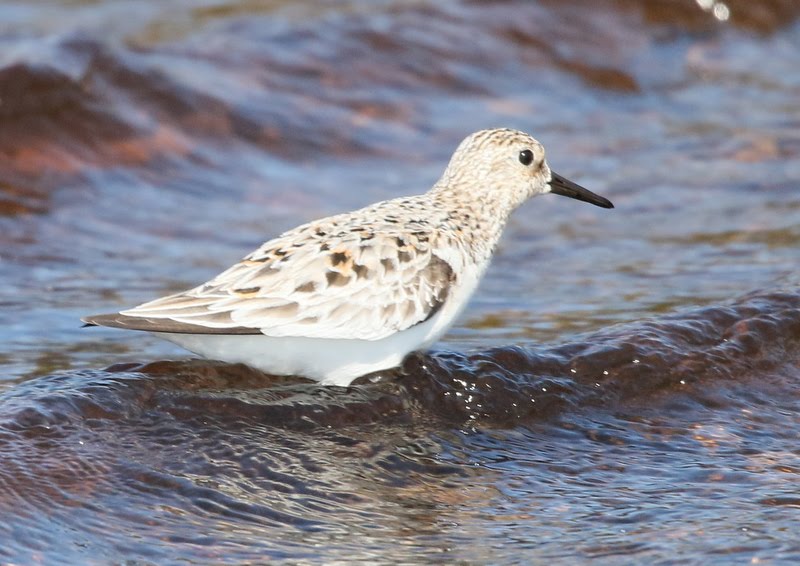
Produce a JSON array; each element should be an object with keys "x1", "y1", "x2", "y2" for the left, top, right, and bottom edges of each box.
[{"x1": 1, "y1": 0, "x2": 799, "y2": 563}]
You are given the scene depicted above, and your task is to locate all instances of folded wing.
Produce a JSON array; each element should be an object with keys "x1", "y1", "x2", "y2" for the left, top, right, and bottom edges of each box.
[{"x1": 84, "y1": 223, "x2": 456, "y2": 341}]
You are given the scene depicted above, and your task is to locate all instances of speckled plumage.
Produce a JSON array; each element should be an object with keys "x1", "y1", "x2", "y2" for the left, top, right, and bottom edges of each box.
[{"x1": 84, "y1": 128, "x2": 613, "y2": 385}]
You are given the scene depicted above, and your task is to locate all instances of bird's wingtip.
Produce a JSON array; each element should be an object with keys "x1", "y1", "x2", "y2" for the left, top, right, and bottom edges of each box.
[{"x1": 81, "y1": 313, "x2": 120, "y2": 329}]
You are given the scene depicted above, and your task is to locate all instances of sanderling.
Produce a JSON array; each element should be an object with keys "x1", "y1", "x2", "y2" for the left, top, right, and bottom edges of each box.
[{"x1": 83, "y1": 128, "x2": 613, "y2": 386}]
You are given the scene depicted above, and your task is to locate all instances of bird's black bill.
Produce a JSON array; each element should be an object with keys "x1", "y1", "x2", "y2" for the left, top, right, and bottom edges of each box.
[{"x1": 549, "y1": 172, "x2": 614, "y2": 209}]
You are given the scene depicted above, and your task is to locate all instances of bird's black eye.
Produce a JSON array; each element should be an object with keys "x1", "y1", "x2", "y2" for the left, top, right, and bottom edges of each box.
[{"x1": 518, "y1": 149, "x2": 534, "y2": 166}]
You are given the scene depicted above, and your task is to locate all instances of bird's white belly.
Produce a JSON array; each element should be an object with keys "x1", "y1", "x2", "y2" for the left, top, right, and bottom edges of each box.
[{"x1": 160, "y1": 316, "x2": 432, "y2": 386}]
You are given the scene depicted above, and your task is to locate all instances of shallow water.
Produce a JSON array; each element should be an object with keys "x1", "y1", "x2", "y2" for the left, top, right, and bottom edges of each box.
[{"x1": 1, "y1": 0, "x2": 799, "y2": 563}]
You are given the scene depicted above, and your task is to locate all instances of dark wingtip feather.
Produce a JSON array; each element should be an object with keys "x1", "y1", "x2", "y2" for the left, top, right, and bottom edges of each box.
[
  {"x1": 80, "y1": 312, "x2": 261, "y2": 335},
  {"x1": 81, "y1": 313, "x2": 126, "y2": 329}
]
